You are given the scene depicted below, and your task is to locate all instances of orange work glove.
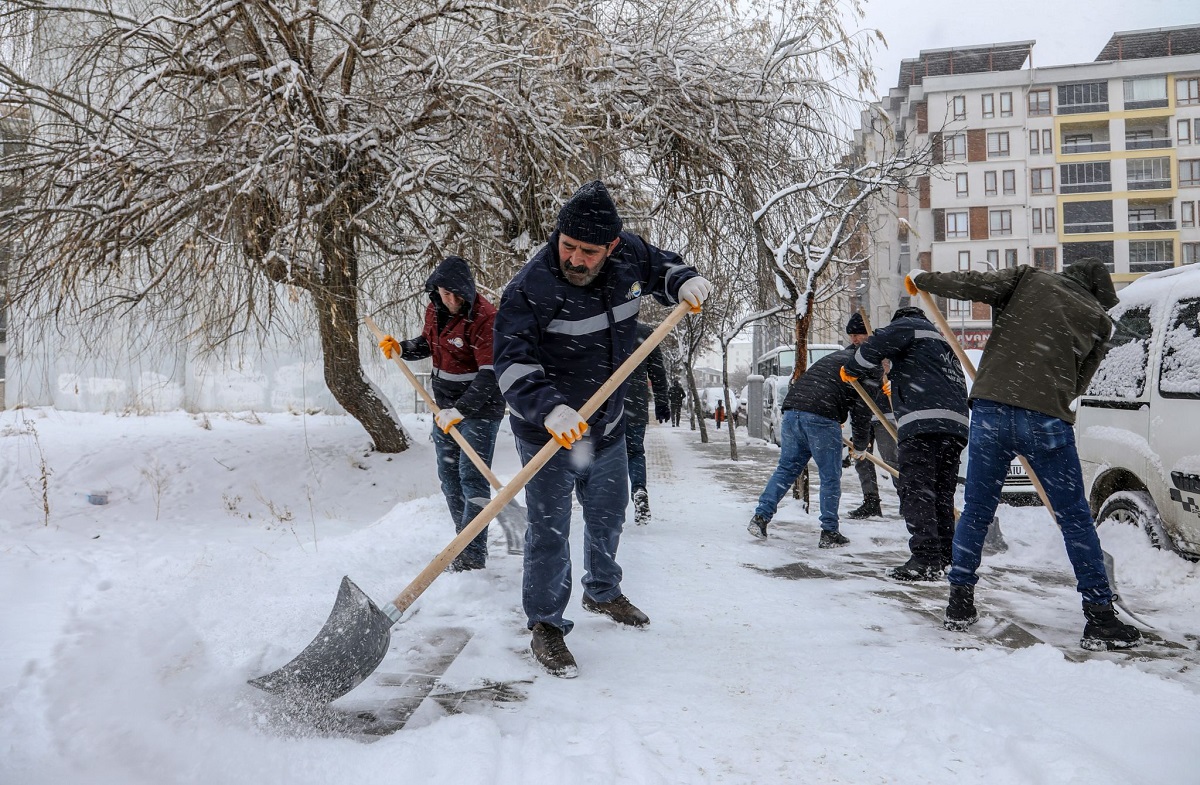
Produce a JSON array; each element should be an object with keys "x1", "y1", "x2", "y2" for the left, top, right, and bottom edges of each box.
[
  {"x1": 839, "y1": 366, "x2": 859, "y2": 384},
  {"x1": 883, "y1": 378, "x2": 893, "y2": 397},
  {"x1": 379, "y1": 335, "x2": 401, "y2": 359}
]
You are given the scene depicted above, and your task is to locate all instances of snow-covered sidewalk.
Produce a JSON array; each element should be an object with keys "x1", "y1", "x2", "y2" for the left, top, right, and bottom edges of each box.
[{"x1": 1, "y1": 410, "x2": 1198, "y2": 784}]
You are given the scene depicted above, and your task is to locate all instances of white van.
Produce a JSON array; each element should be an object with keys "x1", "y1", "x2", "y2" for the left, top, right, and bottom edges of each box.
[{"x1": 1077, "y1": 264, "x2": 1200, "y2": 560}]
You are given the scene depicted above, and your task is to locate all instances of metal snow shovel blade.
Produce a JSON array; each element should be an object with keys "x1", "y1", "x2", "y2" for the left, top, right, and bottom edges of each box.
[
  {"x1": 915, "y1": 289, "x2": 1125, "y2": 603},
  {"x1": 248, "y1": 576, "x2": 397, "y2": 704},
  {"x1": 362, "y1": 314, "x2": 528, "y2": 525},
  {"x1": 250, "y1": 302, "x2": 693, "y2": 705}
]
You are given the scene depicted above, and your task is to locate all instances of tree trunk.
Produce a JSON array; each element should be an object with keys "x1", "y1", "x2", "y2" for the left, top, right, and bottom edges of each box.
[
  {"x1": 722, "y1": 346, "x2": 738, "y2": 461},
  {"x1": 311, "y1": 283, "x2": 411, "y2": 454},
  {"x1": 686, "y1": 364, "x2": 708, "y2": 444}
]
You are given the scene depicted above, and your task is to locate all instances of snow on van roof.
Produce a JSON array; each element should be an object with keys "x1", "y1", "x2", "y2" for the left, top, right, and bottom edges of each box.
[{"x1": 1117, "y1": 264, "x2": 1200, "y2": 306}]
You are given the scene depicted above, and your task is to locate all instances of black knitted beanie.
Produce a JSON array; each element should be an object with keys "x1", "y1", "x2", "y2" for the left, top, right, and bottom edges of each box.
[{"x1": 556, "y1": 180, "x2": 623, "y2": 245}]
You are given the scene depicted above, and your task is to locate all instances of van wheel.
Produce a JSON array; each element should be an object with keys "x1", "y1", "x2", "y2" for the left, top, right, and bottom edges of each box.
[{"x1": 1095, "y1": 490, "x2": 1169, "y2": 551}]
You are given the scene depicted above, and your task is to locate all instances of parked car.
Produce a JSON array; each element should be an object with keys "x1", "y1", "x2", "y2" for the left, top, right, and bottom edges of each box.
[{"x1": 1077, "y1": 264, "x2": 1200, "y2": 560}]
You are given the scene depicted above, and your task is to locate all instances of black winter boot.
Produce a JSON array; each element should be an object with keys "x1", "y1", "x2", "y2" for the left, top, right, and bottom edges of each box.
[
  {"x1": 819, "y1": 529, "x2": 850, "y2": 549},
  {"x1": 582, "y1": 594, "x2": 650, "y2": 628},
  {"x1": 847, "y1": 495, "x2": 882, "y2": 520},
  {"x1": 887, "y1": 556, "x2": 944, "y2": 582},
  {"x1": 531, "y1": 623, "x2": 578, "y2": 678},
  {"x1": 632, "y1": 487, "x2": 651, "y2": 525},
  {"x1": 944, "y1": 585, "x2": 979, "y2": 631},
  {"x1": 1081, "y1": 602, "x2": 1141, "y2": 651},
  {"x1": 747, "y1": 514, "x2": 769, "y2": 539}
]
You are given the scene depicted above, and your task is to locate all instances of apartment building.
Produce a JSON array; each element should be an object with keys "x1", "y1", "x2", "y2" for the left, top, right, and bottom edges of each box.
[
  {"x1": 0, "y1": 104, "x2": 26, "y2": 406},
  {"x1": 855, "y1": 24, "x2": 1200, "y2": 348}
]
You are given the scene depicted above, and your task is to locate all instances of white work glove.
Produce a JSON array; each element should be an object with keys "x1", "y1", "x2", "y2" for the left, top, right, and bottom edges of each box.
[
  {"x1": 544, "y1": 404, "x2": 588, "y2": 450},
  {"x1": 435, "y1": 407, "x2": 464, "y2": 433},
  {"x1": 678, "y1": 276, "x2": 712, "y2": 313}
]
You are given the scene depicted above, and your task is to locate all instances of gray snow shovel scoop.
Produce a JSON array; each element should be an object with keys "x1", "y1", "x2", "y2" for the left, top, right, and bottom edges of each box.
[
  {"x1": 249, "y1": 302, "x2": 693, "y2": 705},
  {"x1": 363, "y1": 314, "x2": 525, "y2": 554}
]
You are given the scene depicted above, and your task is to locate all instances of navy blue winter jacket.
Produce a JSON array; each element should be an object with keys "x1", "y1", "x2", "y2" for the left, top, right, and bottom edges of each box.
[
  {"x1": 493, "y1": 231, "x2": 699, "y2": 449},
  {"x1": 841, "y1": 308, "x2": 969, "y2": 443}
]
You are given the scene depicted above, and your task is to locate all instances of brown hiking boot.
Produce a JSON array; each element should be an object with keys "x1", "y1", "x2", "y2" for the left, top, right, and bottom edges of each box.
[
  {"x1": 582, "y1": 594, "x2": 650, "y2": 628},
  {"x1": 530, "y1": 623, "x2": 578, "y2": 678}
]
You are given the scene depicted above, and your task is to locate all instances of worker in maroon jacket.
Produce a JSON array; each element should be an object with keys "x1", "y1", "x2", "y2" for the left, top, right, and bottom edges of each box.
[{"x1": 380, "y1": 256, "x2": 505, "y2": 571}]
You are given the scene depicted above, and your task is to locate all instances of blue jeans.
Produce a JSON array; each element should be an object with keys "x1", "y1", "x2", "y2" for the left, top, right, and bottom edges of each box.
[
  {"x1": 755, "y1": 410, "x2": 844, "y2": 532},
  {"x1": 625, "y1": 417, "x2": 647, "y2": 491},
  {"x1": 517, "y1": 437, "x2": 629, "y2": 633},
  {"x1": 432, "y1": 418, "x2": 501, "y2": 567},
  {"x1": 950, "y1": 400, "x2": 1112, "y2": 605}
]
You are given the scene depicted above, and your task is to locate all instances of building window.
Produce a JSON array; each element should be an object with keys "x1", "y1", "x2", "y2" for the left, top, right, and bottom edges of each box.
[
  {"x1": 1179, "y1": 77, "x2": 1200, "y2": 106},
  {"x1": 1041, "y1": 129, "x2": 1053, "y2": 153},
  {"x1": 982, "y1": 94, "x2": 995, "y2": 119},
  {"x1": 1031, "y1": 168, "x2": 1054, "y2": 195},
  {"x1": 1044, "y1": 206, "x2": 1055, "y2": 233},
  {"x1": 958, "y1": 250, "x2": 971, "y2": 270},
  {"x1": 1058, "y1": 82, "x2": 1108, "y2": 114},
  {"x1": 1032, "y1": 209, "x2": 1043, "y2": 233},
  {"x1": 953, "y1": 95, "x2": 966, "y2": 120},
  {"x1": 1179, "y1": 119, "x2": 1192, "y2": 146},
  {"x1": 1129, "y1": 239, "x2": 1174, "y2": 274},
  {"x1": 984, "y1": 170, "x2": 998, "y2": 196},
  {"x1": 947, "y1": 299, "x2": 972, "y2": 318},
  {"x1": 1184, "y1": 242, "x2": 1200, "y2": 265},
  {"x1": 1064, "y1": 241, "x2": 1114, "y2": 271},
  {"x1": 1128, "y1": 157, "x2": 1172, "y2": 190},
  {"x1": 989, "y1": 210, "x2": 1013, "y2": 237},
  {"x1": 1034, "y1": 247, "x2": 1057, "y2": 271},
  {"x1": 1002, "y1": 169, "x2": 1016, "y2": 195},
  {"x1": 1000, "y1": 92, "x2": 1013, "y2": 117},
  {"x1": 1184, "y1": 201, "x2": 1196, "y2": 228},
  {"x1": 1029, "y1": 129, "x2": 1040, "y2": 154},
  {"x1": 944, "y1": 133, "x2": 967, "y2": 161},
  {"x1": 987, "y1": 131, "x2": 1010, "y2": 158},
  {"x1": 1181, "y1": 159, "x2": 1200, "y2": 187},
  {"x1": 1060, "y1": 161, "x2": 1112, "y2": 193},
  {"x1": 986, "y1": 249, "x2": 999, "y2": 269},
  {"x1": 946, "y1": 211, "x2": 969, "y2": 239},
  {"x1": 1028, "y1": 89, "x2": 1051, "y2": 116},
  {"x1": 1123, "y1": 76, "x2": 1169, "y2": 109},
  {"x1": 1063, "y1": 201, "x2": 1114, "y2": 234},
  {"x1": 1005, "y1": 249, "x2": 1019, "y2": 268},
  {"x1": 956, "y1": 172, "x2": 969, "y2": 197}
]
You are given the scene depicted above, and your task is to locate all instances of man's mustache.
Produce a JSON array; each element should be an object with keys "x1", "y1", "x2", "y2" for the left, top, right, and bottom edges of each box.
[{"x1": 564, "y1": 262, "x2": 589, "y2": 274}]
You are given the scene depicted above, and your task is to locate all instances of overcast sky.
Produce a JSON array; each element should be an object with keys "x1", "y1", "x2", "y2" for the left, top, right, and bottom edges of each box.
[{"x1": 858, "y1": 0, "x2": 1198, "y2": 98}]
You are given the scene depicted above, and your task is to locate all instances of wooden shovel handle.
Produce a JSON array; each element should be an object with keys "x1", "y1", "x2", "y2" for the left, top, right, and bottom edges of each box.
[
  {"x1": 363, "y1": 315, "x2": 504, "y2": 491},
  {"x1": 849, "y1": 378, "x2": 899, "y2": 442},
  {"x1": 916, "y1": 289, "x2": 1056, "y2": 518},
  {"x1": 387, "y1": 302, "x2": 693, "y2": 613},
  {"x1": 843, "y1": 436, "x2": 899, "y2": 478}
]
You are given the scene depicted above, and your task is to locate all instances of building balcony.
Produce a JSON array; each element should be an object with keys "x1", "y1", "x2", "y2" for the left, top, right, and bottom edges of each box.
[
  {"x1": 1061, "y1": 141, "x2": 1111, "y2": 154},
  {"x1": 1058, "y1": 102, "x2": 1109, "y2": 115},
  {"x1": 1064, "y1": 222, "x2": 1114, "y2": 235},
  {"x1": 1129, "y1": 219, "x2": 1177, "y2": 231},
  {"x1": 1126, "y1": 138, "x2": 1172, "y2": 151},
  {"x1": 1061, "y1": 182, "x2": 1112, "y2": 194},
  {"x1": 1128, "y1": 178, "x2": 1172, "y2": 191}
]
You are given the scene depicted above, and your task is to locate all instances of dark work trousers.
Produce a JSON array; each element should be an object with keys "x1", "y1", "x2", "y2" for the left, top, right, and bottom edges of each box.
[
  {"x1": 897, "y1": 433, "x2": 966, "y2": 564},
  {"x1": 854, "y1": 421, "x2": 898, "y2": 498},
  {"x1": 671, "y1": 406, "x2": 682, "y2": 427},
  {"x1": 625, "y1": 417, "x2": 648, "y2": 491}
]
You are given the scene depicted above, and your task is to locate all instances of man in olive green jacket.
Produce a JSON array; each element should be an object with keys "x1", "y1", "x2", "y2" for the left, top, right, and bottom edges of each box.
[{"x1": 907, "y1": 258, "x2": 1140, "y2": 651}]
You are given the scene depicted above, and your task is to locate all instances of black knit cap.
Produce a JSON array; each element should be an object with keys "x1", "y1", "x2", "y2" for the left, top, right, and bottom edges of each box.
[
  {"x1": 845, "y1": 312, "x2": 867, "y2": 335},
  {"x1": 557, "y1": 180, "x2": 623, "y2": 245}
]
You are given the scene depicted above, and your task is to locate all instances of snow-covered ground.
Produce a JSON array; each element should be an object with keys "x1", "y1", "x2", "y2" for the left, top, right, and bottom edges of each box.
[{"x1": 2, "y1": 409, "x2": 1198, "y2": 784}]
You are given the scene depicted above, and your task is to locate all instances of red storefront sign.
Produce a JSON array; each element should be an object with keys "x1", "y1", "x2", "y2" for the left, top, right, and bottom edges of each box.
[{"x1": 952, "y1": 328, "x2": 992, "y2": 350}]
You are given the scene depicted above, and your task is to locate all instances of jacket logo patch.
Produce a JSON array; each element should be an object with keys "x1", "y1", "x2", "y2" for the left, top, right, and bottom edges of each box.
[
  {"x1": 628, "y1": 282, "x2": 642, "y2": 300},
  {"x1": 449, "y1": 337, "x2": 465, "y2": 348}
]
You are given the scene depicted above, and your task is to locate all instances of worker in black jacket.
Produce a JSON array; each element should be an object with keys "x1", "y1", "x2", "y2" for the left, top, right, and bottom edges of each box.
[
  {"x1": 841, "y1": 307, "x2": 969, "y2": 582},
  {"x1": 625, "y1": 322, "x2": 671, "y2": 524},
  {"x1": 746, "y1": 347, "x2": 859, "y2": 548}
]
